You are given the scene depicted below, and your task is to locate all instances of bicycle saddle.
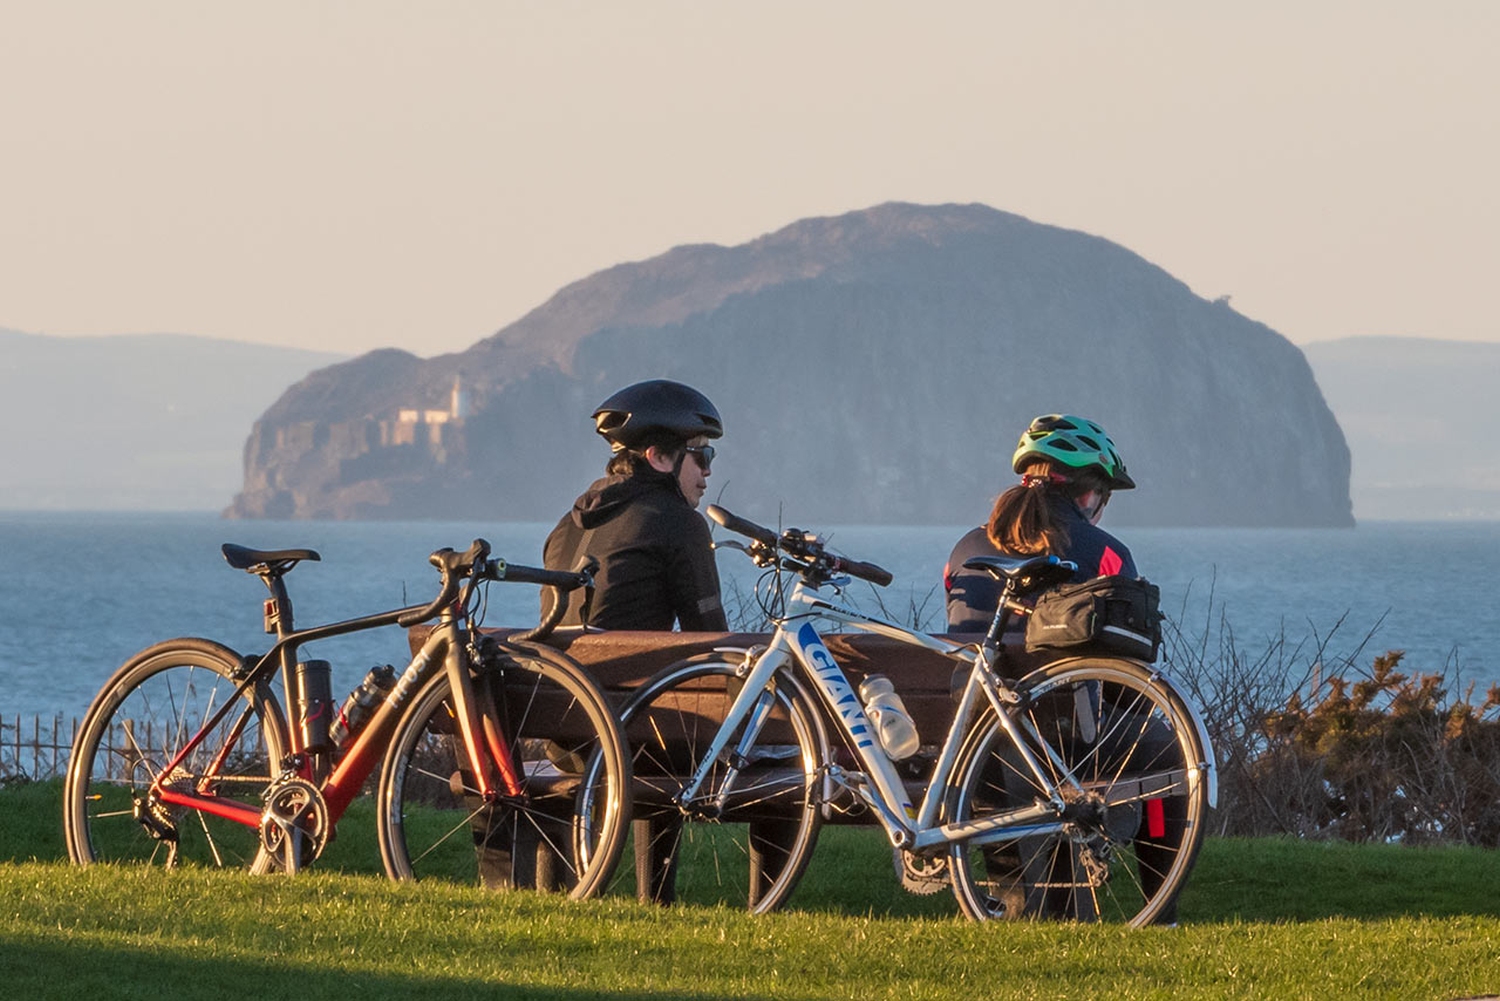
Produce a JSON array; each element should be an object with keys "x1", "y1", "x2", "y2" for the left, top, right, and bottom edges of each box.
[
  {"x1": 962, "y1": 554, "x2": 1077, "y2": 594},
  {"x1": 221, "y1": 543, "x2": 322, "y2": 572}
]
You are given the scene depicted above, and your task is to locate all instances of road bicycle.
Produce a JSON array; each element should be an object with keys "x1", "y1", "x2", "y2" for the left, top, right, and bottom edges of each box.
[
  {"x1": 584, "y1": 505, "x2": 1215, "y2": 924},
  {"x1": 64, "y1": 538, "x2": 631, "y2": 899}
]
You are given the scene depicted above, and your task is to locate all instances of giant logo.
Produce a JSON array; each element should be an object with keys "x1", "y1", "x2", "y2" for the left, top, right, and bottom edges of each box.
[{"x1": 794, "y1": 622, "x2": 875, "y2": 751}]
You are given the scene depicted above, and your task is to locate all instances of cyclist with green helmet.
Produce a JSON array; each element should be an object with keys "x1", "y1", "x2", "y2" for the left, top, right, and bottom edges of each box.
[
  {"x1": 944, "y1": 414, "x2": 1138, "y2": 631},
  {"x1": 943, "y1": 414, "x2": 1186, "y2": 925}
]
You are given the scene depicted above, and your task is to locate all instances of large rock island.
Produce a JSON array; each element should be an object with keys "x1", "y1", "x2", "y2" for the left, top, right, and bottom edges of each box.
[{"x1": 227, "y1": 203, "x2": 1352, "y2": 527}]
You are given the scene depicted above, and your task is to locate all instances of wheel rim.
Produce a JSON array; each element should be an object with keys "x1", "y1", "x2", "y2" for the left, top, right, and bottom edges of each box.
[
  {"x1": 948, "y1": 662, "x2": 1207, "y2": 925},
  {"x1": 379, "y1": 651, "x2": 628, "y2": 899},
  {"x1": 601, "y1": 660, "x2": 823, "y2": 912},
  {"x1": 66, "y1": 647, "x2": 285, "y2": 872}
]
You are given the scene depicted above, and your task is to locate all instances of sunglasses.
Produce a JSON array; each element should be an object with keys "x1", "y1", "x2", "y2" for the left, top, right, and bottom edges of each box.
[{"x1": 683, "y1": 445, "x2": 715, "y2": 471}]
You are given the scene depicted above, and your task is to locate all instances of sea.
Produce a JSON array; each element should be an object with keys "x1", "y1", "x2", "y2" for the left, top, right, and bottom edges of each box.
[{"x1": 2, "y1": 511, "x2": 1498, "y2": 723}]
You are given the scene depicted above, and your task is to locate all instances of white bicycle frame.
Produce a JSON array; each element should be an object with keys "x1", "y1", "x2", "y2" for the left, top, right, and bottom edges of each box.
[{"x1": 675, "y1": 569, "x2": 1216, "y2": 853}]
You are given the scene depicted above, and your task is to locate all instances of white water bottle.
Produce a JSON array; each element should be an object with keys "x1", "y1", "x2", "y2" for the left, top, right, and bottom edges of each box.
[{"x1": 859, "y1": 674, "x2": 920, "y2": 760}]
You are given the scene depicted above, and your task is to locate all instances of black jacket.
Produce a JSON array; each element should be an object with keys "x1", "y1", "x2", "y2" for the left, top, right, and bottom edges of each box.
[
  {"x1": 943, "y1": 496, "x2": 1139, "y2": 631},
  {"x1": 543, "y1": 466, "x2": 727, "y2": 631}
]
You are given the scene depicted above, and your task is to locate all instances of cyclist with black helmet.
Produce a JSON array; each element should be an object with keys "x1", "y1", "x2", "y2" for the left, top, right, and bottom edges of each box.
[
  {"x1": 543, "y1": 378, "x2": 728, "y2": 632},
  {"x1": 526, "y1": 380, "x2": 730, "y2": 901},
  {"x1": 484, "y1": 381, "x2": 729, "y2": 893},
  {"x1": 944, "y1": 414, "x2": 1138, "y2": 631}
]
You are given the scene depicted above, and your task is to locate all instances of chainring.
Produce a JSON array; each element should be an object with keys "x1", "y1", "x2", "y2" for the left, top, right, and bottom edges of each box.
[
  {"x1": 259, "y1": 778, "x2": 330, "y2": 871},
  {"x1": 895, "y1": 847, "x2": 949, "y2": 895}
]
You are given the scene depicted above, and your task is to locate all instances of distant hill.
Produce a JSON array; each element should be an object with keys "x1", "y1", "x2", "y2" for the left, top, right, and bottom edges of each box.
[
  {"x1": 1302, "y1": 337, "x2": 1500, "y2": 520},
  {"x1": 226, "y1": 202, "x2": 1353, "y2": 527},
  {"x1": 0, "y1": 330, "x2": 346, "y2": 510}
]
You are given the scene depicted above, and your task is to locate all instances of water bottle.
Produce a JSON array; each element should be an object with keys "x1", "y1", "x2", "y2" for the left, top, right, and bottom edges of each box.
[
  {"x1": 859, "y1": 674, "x2": 920, "y2": 760},
  {"x1": 330, "y1": 665, "x2": 397, "y2": 749}
]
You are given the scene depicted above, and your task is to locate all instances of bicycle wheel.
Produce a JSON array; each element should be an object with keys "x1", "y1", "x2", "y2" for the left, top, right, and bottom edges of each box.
[
  {"x1": 377, "y1": 642, "x2": 630, "y2": 900},
  {"x1": 945, "y1": 657, "x2": 1210, "y2": 927},
  {"x1": 64, "y1": 638, "x2": 289, "y2": 873},
  {"x1": 593, "y1": 654, "x2": 826, "y2": 913}
]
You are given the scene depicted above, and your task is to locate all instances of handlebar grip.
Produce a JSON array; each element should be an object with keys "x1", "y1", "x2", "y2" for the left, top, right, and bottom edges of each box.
[
  {"x1": 488, "y1": 560, "x2": 592, "y2": 591},
  {"x1": 833, "y1": 556, "x2": 894, "y2": 587},
  {"x1": 705, "y1": 504, "x2": 777, "y2": 546}
]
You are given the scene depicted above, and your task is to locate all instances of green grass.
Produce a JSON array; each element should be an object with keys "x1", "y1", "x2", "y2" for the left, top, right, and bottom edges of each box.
[{"x1": 4, "y1": 781, "x2": 1500, "y2": 999}]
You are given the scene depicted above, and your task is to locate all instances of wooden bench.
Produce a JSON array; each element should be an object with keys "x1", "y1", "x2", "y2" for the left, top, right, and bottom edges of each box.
[
  {"x1": 405, "y1": 627, "x2": 1036, "y2": 735},
  {"x1": 406, "y1": 627, "x2": 1055, "y2": 818}
]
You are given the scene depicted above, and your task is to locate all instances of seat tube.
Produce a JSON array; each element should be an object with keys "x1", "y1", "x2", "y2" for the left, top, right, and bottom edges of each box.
[{"x1": 263, "y1": 573, "x2": 308, "y2": 760}]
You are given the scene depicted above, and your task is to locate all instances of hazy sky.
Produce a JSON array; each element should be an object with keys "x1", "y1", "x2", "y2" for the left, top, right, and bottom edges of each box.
[{"x1": 4, "y1": 1, "x2": 1497, "y2": 357}]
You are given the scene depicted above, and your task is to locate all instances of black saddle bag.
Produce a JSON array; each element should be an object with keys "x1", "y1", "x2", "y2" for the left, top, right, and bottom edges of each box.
[{"x1": 1024, "y1": 575, "x2": 1162, "y2": 662}]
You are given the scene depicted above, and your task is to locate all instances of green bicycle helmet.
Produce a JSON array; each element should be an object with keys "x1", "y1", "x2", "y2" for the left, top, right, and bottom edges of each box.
[{"x1": 1012, "y1": 414, "x2": 1135, "y2": 490}]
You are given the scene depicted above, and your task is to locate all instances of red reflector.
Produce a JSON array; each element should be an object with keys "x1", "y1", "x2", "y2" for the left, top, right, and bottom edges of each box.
[{"x1": 1146, "y1": 797, "x2": 1166, "y2": 838}]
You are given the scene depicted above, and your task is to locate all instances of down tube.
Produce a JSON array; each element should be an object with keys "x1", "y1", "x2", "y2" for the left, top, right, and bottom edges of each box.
[
  {"x1": 786, "y1": 621, "x2": 916, "y2": 824},
  {"x1": 321, "y1": 628, "x2": 446, "y2": 820}
]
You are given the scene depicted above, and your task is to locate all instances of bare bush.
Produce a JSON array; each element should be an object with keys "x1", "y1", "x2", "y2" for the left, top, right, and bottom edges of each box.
[{"x1": 1164, "y1": 582, "x2": 1500, "y2": 846}]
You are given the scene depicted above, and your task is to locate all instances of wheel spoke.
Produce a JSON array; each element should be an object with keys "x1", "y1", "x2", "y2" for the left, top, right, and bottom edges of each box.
[
  {"x1": 65, "y1": 641, "x2": 285, "y2": 874},
  {"x1": 377, "y1": 647, "x2": 629, "y2": 900},
  {"x1": 947, "y1": 659, "x2": 1208, "y2": 926},
  {"x1": 606, "y1": 658, "x2": 822, "y2": 913}
]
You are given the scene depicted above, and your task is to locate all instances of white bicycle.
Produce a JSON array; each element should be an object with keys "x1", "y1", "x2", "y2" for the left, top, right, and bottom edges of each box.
[{"x1": 584, "y1": 505, "x2": 1216, "y2": 924}]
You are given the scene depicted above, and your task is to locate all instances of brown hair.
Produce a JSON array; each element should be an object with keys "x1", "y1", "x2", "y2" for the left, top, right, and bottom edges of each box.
[
  {"x1": 605, "y1": 432, "x2": 686, "y2": 477},
  {"x1": 986, "y1": 460, "x2": 1110, "y2": 555}
]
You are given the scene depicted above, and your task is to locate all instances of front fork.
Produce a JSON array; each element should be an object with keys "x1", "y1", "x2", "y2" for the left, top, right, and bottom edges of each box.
[
  {"x1": 703, "y1": 683, "x2": 780, "y2": 816},
  {"x1": 446, "y1": 622, "x2": 525, "y2": 802},
  {"x1": 673, "y1": 647, "x2": 783, "y2": 819}
]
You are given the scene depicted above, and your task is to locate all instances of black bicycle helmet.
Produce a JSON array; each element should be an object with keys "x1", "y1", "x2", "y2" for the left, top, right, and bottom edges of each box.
[{"x1": 592, "y1": 379, "x2": 723, "y2": 452}]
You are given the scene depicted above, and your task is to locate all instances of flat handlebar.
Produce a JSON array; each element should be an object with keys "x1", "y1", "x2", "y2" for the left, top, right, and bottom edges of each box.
[
  {"x1": 706, "y1": 504, "x2": 777, "y2": 546},
  {"x1": 705, "y1": 504, "x2": 893, "y2": 587},
  {"x1": 828, "y1": 555, "x2": 894, "y2": 588}
]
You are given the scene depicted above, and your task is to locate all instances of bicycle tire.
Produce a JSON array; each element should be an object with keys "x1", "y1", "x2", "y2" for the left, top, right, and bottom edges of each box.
[
  {"x1": 945, "y1": 656, "x2": 1211, "y2": 926},
  {"x1": 63, "y1": 638, "x2": 290, "y2": 873},
  {"x1": 592, "y1": 653, "x2": 826, "y2": 913},
  {"x1": 376, "y1": 641, "x2": 630, "y2": 900}
]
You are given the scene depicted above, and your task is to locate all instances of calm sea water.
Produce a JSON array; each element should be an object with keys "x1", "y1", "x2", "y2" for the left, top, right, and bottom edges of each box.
[{"x1": 1, "y1": 512, "x2": 1497, "y2": 722}]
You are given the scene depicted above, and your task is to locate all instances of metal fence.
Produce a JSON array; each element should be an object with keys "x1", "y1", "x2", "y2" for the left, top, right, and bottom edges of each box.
[
  {"x1": 1, "y1": 713, "x2": 78, "y2": 782},
  {"x1": 2, "y1": 710, "x2": 279, "y2": 786}
]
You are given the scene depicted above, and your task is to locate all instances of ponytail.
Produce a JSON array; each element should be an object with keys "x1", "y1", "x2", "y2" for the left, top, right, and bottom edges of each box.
[
  {"x1": 985, "y1": 461, "x2": 1110, "y2": 556},
  {"x1": 986, "y1": 477, "x2": 1066, "y2": 556}
]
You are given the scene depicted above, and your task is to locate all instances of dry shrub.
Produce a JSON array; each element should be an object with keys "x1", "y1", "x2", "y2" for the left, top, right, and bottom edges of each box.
[{"x1": 1165, "y1": 585, "x2": 1500, "y2": 846}]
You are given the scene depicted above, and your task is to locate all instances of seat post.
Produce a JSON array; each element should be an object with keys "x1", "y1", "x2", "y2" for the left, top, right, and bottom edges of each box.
[
  {"x1": 258, "y1": 568, "x2": 298, "y2": 640},
  {"x1": 981, "y1": 587, "x2": 1020, "y2": 655}
]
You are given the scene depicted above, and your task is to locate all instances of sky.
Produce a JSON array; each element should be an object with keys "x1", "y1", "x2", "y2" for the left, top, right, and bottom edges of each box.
[{"x1": 3, "y1": 1, "x2": 1498, "y2": 358}]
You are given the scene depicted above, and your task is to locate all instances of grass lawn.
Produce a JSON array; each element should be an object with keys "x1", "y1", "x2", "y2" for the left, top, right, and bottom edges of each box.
[{"x1": 5, "y1": 780, "x2": 1500, "y2": 999}]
